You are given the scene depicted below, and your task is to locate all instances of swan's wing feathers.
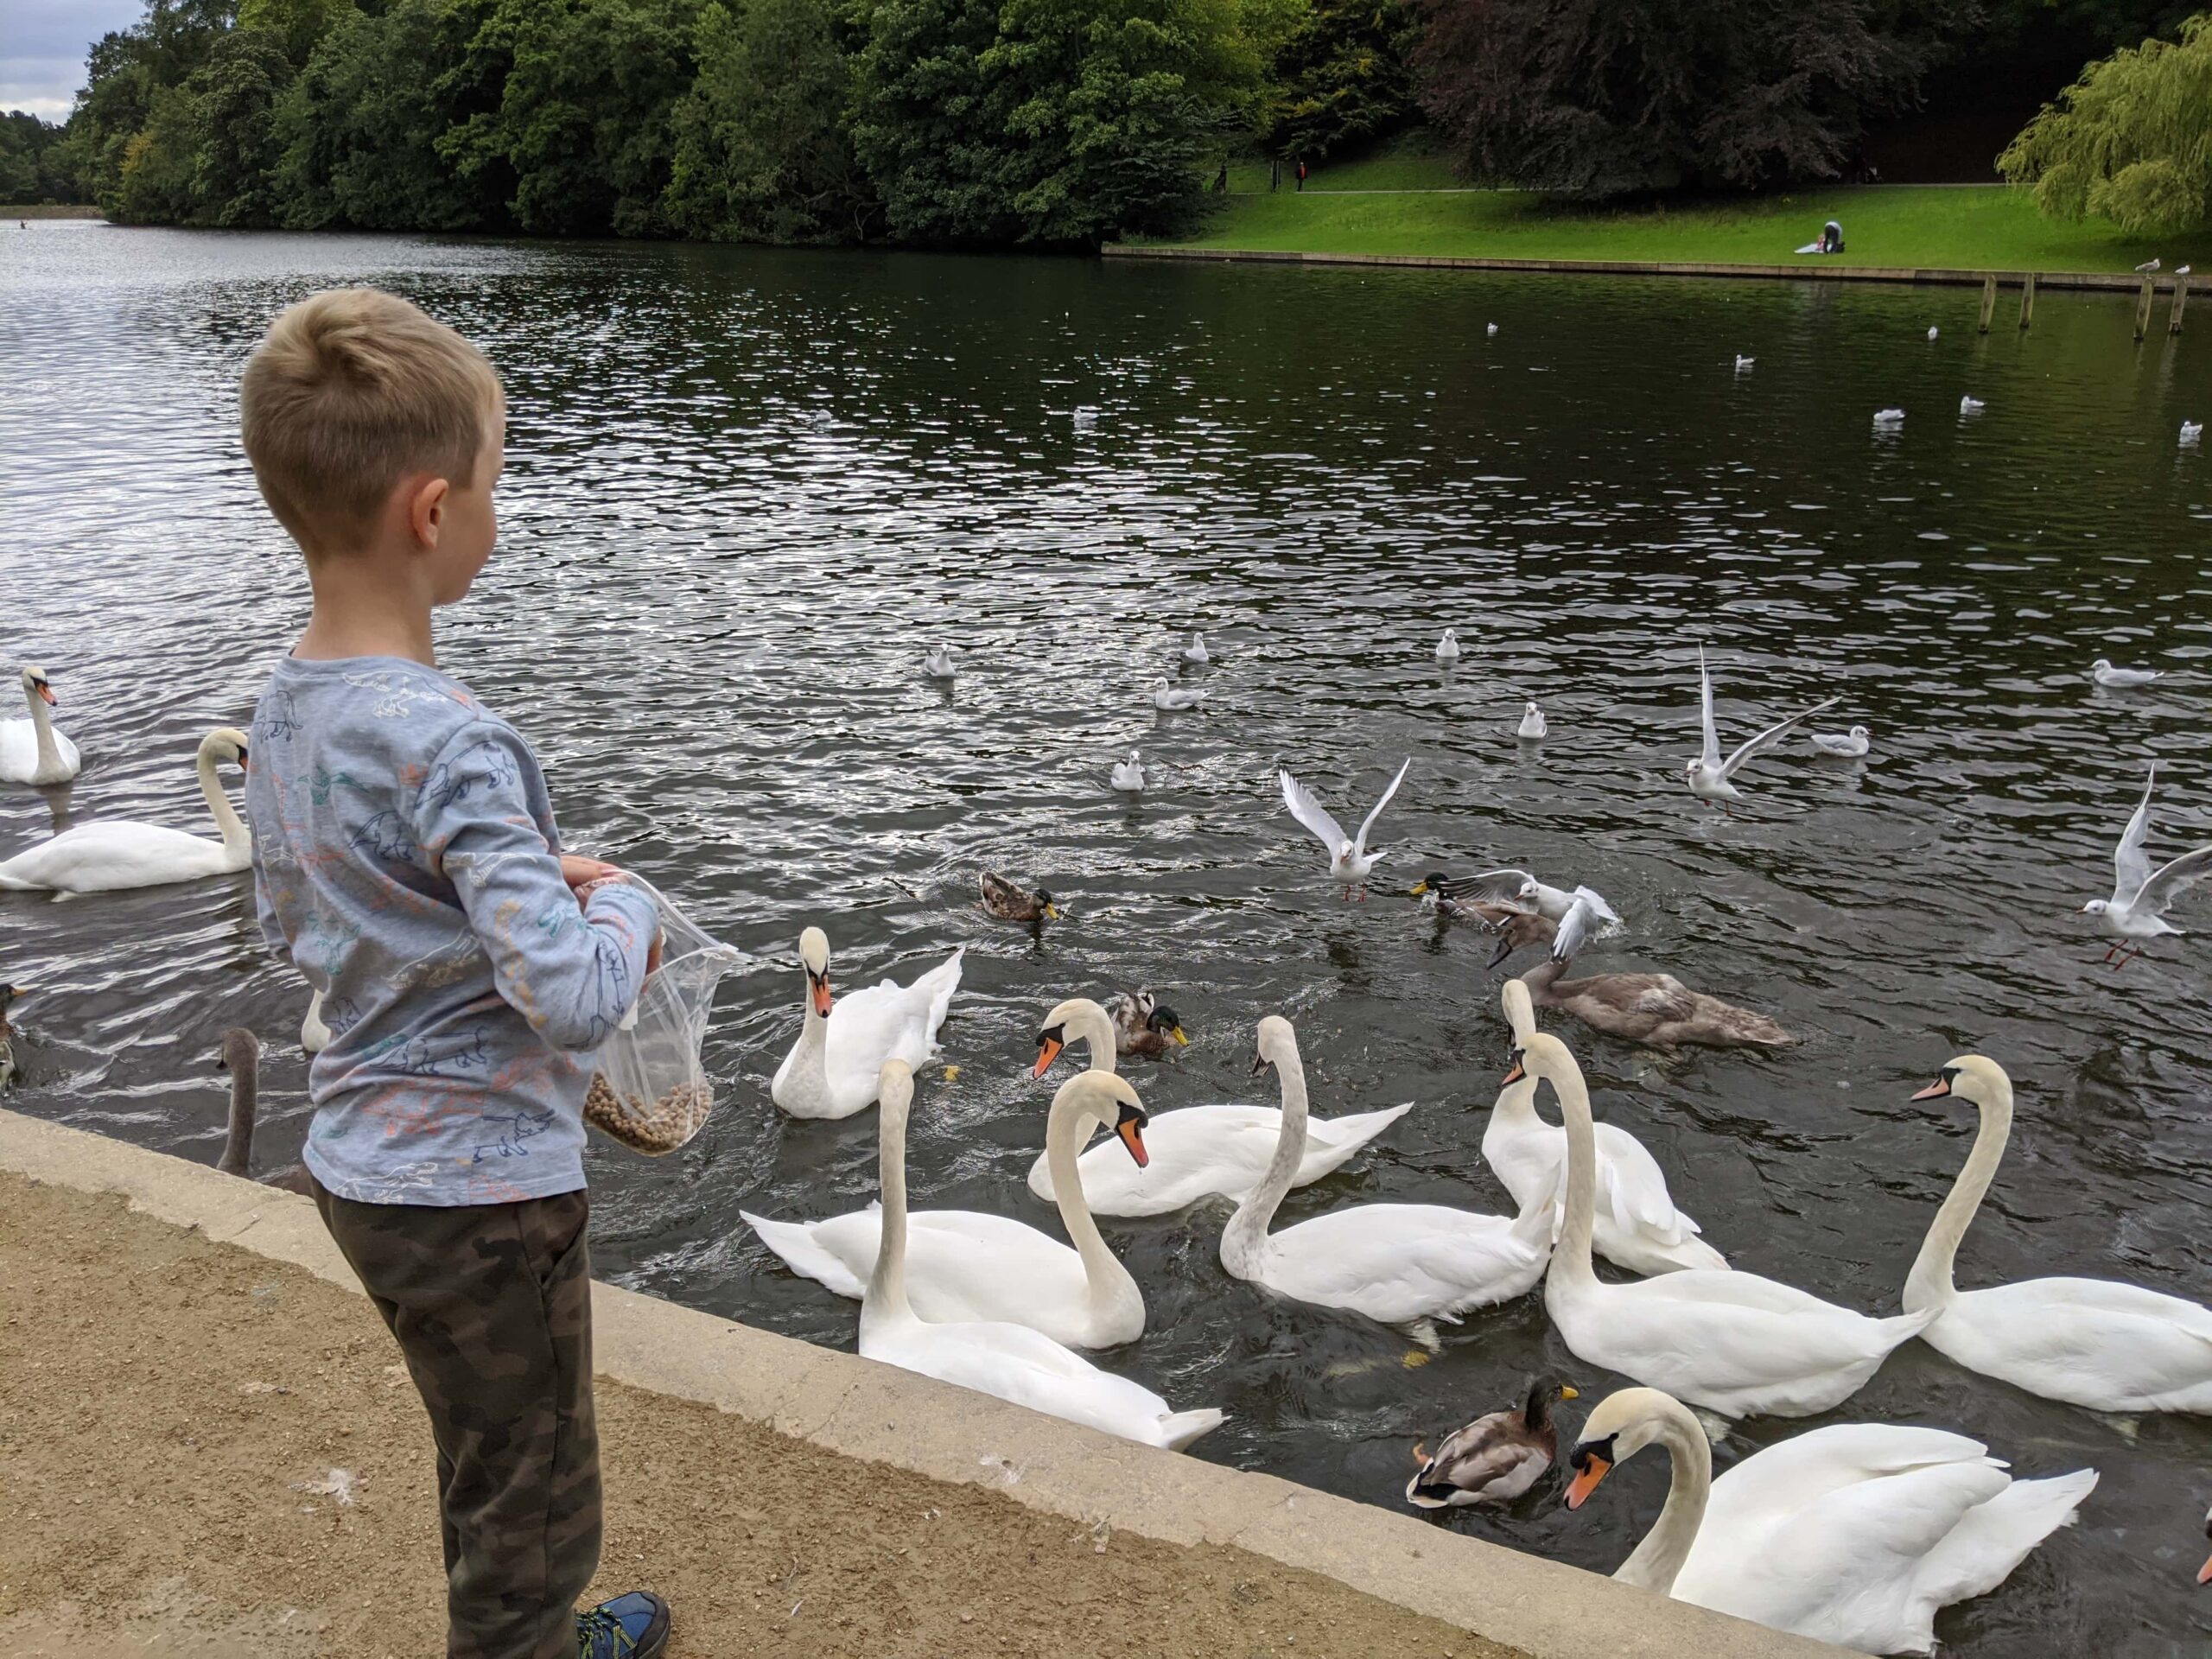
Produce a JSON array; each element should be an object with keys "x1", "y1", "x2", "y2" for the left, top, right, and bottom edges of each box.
[
  {"x1": 1280, "y1": 770, "x2": 1347, "y2": 851},
  {"x1": 2133, "y1": 843, "x2": 2212, "y2": 916},
  {"x1": 1721, "y1": 696, "x2": 1840, "y2": 778},
  {"x1": 1354, "y1": 757, "x2": 1412, "y2": 854}
]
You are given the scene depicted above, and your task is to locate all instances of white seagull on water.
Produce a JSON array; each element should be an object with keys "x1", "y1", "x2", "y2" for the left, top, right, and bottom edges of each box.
[
  {"x1": 1685, "y1": 648, "x2": 1838, "y2": 808},
  {"x1": 2082, "y1": 764, "x2": 2212, "y2": 965},
  {"x1": 1180, "y1": 632, "x2": 1210, "y2": 667},
  {"x1": 1280, "y1": 758, "x2": 1411, "y2": 900},
  {"x1": 1435, "y1": 629, "x2": 1460, "y2": 664},
  {"x1": 1517, "y1": 702, "x2": 1547, "y2": 739},
  {"x1": 1809, "y1": 725, "x2": 1872, "y2": 759},
  {"x1": 2091, "y1": 658, "x2": 2162, "y2": 689},
  {"x1": 1110, "y1": 751, "x2": 1145, "y2": 792},
  {"x1": 1152, "y1": 677, "x2": 1205, "y2": 711},
  {"x1": 923, "y1": 645, "x2": 957, "y2": 680}
]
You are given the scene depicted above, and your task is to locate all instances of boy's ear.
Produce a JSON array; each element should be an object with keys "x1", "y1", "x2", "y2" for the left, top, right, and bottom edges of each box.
[{"x1": 406, "y1": 474, "x2": 450, "y2": 549}]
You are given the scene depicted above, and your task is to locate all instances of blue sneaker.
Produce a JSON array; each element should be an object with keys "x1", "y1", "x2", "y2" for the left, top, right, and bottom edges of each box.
[{"x1": 576, "y1": 1590, "x2": 670, "y2": 1658}]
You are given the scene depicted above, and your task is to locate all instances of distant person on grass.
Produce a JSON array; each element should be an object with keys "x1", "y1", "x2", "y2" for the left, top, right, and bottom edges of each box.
[
  {"x1": 238, "y1": 288, "x2": 671, "y2": 1659},
  {"x1": 1296, "y1": 159, "x2": 1308, "y2": 191},
  {"x1": 1821, "y1": 219, "x2": 1845, "y2": 254}
]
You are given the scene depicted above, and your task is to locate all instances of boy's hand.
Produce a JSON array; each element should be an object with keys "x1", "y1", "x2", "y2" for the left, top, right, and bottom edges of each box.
[{"x1": 561, "y1": 855, "x2": 622, "y2": 895}]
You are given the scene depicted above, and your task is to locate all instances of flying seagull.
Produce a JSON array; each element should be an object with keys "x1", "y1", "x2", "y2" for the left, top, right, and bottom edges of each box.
[
  {"x1": 1686, "y1": 647, "x2": 1838, "y2": 808},
  {"x1": 2081, "y1": 763, "x2": 2212, "y2": 965},
  {"x1": 1280, "y1": 758, "x2": 1411, "y2": 900}
]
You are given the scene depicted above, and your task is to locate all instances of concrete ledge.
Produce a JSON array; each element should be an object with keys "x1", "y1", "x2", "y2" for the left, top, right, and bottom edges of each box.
[
  {"x1": 1103, "y1": 243, "x2": 2169, "y2": 291},
  {"x1": 0, "y1": 1108, "x2": 1847, "y2": 1659}
]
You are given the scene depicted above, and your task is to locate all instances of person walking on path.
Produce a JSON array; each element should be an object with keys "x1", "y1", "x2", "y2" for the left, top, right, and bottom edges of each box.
[
  {"x1": 1296, "y1": 159, "x2": 1308, "y2": 191},
  {"x1": 238, "y1": 287, "x2": 673, "y2": 1659}
]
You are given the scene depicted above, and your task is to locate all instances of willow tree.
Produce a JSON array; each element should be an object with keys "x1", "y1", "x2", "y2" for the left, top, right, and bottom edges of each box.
[{"x1": 1999, "y1": 15, "x2": 2212, "y2": 231}]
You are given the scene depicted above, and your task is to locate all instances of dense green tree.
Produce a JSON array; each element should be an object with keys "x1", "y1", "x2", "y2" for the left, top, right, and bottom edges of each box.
[
  {"x1": 63, "y1": 0, "x2": 239, "y2": 213},
  {"x1": 665, "y1": 0, "x2": 877, "y2": 242},
  {"x1": 854, "y1": 0, "x2": 1273, "y2": 245},
  {"x1": 441, "y1": 0, "x2": 699, "y2": 236},
  {"x1": 1411, "y1": 0, "x2": 1969, "y2": 196},
  {"x1": 272, "y1": 0, "x2": 511, "y2": 231},
  {"x1": 0, "y1": 112, "x2": 86, "y2": 203},
  {"x1": 1999, "y1": 14, "x2": 2212, "y2": 229},
  {"x1": 1263, "y1": 0, "x2": 1417, "y2": 162}
]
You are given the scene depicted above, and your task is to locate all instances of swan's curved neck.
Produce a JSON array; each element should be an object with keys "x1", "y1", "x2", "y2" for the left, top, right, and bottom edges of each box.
[
  {"x1": 22, "y1": 683, "x2": 60, "y2": 773},
  {"x1": 1546, "y1": 1059, "x2": 1600, "y2": 1287},
  {"x1": 1521, "y1": 960, "x2": 1567, "y2": 1000},
  {"x1": 1905, "y1": 1077, "x2": 2012, "y2": 1313},
  {"x1": 1223, "y1": 1050, "x2": 1308, "y2": 1270},
  {"x1": 200, "y1": 753, "x2": 250, "y2": 851},
  {"x1": 867, "y1": 1091, "x2": 914, "y2": 1319},
  {"x1": 1045, "y1": 1094, "x2": 1135, "y2": 1313},
  {"x1": 1073, "y1": 1005, "x2": 1118, "y2": 1074},
  {"x1": 1613, "y1": 1402, "x2": 1712, "y2": 1594},
  {"x1": 783, "y1": 973, "x2": 830, "y2": 1105},
  {"x1": 1492, "y1": 1072, "x2": 1543, "y2": 1134},
  {"x1": 219, "y1": 1062, "x2": 256, "y2": 1177}
]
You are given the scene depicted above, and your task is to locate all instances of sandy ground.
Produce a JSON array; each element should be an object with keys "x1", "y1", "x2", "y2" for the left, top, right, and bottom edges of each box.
[{"x1": 0, "y1": 1172, "x2": 1514, "y2": 1659}]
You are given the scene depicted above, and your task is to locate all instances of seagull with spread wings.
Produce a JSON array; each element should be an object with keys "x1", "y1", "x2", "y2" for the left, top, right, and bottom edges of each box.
[
  {"x1": 2081, "y1": 764, "x2": 2212, "y2": 966},
  {"x1": 1685, "y1": 647, "x2": 1838, "y2": 810},
  {"x1": 1280, "y1": 758, "x2": 1410, "y2": 901}
]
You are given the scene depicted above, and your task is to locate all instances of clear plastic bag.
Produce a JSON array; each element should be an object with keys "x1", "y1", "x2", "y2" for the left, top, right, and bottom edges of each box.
[{"x1": 583, "y1": 878, "x2": 745, "y2": 1155}]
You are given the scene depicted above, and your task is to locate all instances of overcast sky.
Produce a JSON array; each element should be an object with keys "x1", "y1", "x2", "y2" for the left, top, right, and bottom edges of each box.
[{"x1": 3, "y1": 0, "x2": 149, "y2": 121}]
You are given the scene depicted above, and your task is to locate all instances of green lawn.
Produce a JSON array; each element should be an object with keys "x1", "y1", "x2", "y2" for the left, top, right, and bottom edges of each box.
[{"x1": 1145, "y1": 183, "x2": 2197, "y2": 276}]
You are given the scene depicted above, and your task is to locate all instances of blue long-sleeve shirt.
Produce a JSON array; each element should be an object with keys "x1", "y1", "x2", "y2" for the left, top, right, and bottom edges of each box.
[{"x1": 245, "y1": 654, "x2": 658, "y2": 1205}]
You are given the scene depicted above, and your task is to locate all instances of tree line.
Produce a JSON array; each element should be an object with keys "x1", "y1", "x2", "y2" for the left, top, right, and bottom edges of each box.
[{"x1": 8, "y1": 0, "x2": 2209, "y2": 241}]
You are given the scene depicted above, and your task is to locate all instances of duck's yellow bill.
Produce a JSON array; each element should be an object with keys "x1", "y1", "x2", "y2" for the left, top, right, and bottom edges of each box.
[{"x1": 1170, "y1": 1027, "x2": 1189, "y2": 1046}]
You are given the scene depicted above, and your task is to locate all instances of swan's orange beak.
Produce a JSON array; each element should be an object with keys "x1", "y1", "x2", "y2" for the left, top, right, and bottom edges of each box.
[
  {"x1": 1564, "y1": 1453, "x2": 1610, "y2": 1510},
  {"x1": 810, "y1": 972, "x2": 833, "y2": 1017},
  {"x1": 34, "y1": 682, "x2": 56, "y2": 707},
  {"x1": 1115, "y1": 1107, "x2": 1149, "y2": 1168},
  {"x1": 1911, "y1": 1076, "x2": 1952, "y2": 1101},
  {"x1": 1032, "y1": 1034, "x2": 1064, "y2": 1080},
  {"x1": 2198, "y1": 1551, "x2": 2211, "y2": 1586},
  {"x1": 1502, "y1": 1054, "x2": 1528, "y2": 1086}
]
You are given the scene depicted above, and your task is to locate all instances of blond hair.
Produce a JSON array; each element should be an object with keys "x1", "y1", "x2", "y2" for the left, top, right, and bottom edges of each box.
[{"x1": 239, "y1": 288, "x2": 502, "y2": 555}]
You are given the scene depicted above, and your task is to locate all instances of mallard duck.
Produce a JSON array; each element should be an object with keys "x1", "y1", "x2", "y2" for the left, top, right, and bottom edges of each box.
[
  {"x1": 0, "y1": 983, "x2": 24, "y2": 1089},
  {"x1": 1487, "y1": 914, "x2": 1791, "y2": 1052},
  {"x1": 215, "y1": 1027, "x2": 315, "y2": 1193},
  {"x1": 1407, "y1": 1380, "x2": 1579, "y2": 1508},
  {"x1": 980, "y1": 871, "x2": 1058, "y2": 923},
  {"x1": 1109, "y1": 988, "x2": 1188, "y2": 1058}
]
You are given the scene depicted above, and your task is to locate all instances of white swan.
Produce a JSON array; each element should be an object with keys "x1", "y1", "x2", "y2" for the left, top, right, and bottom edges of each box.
[
  {"x1": 1905, "y1": 1054, "x2": 2212, "y2": 1413},
  {"x1": 770, "y1": 927, "x2": 962, "y2": 1119},
  {"x1": 1220, "y1": 1015, "x2": 1553, "y2": 1324},
  {"x1": 1109, "y1": 751, "x2": 1145, "y2": 792},
  {"x1": 0, "y1": 728, "x2": 250, "y2": 893},
  {"x1": 1516, "y1": 1032, "x2": 1931, "y2": 1418},
  {"x1": 1483, "y1": 980, "x2": 1723, "y2": 1277},
  {"x1": 1563, "y1": 1386, "x2": 2096, "y2": 1656},
  {"x1": 745, "y1": 1068, "x2": 1149, "y2": 1348},
  {"x1": 0, "y1": 666, "x2": 81, "y2": 785},
  {"x1": 858, "y1": 1060, "x2": 1223, "y2": 1450},
  {"x1": 1027, "y1": 998, "x2": 1411, "y2": 1217}
]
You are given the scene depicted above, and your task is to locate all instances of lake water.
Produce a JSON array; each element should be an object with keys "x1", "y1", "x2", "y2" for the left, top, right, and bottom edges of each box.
[{"x1": 4, "y1": 221, "x2": 2210, "y2": 1656}]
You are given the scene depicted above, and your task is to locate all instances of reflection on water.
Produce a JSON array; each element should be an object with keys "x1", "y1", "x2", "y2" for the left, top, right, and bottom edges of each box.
[{"x1": 5, "y1": 222, "x2": 2211, "y2": 1655}]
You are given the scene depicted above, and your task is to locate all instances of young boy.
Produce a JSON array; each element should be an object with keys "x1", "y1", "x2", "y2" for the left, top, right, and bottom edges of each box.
[{"x1": 238, "y1": 287, "x2": 672, "y2": 1659}]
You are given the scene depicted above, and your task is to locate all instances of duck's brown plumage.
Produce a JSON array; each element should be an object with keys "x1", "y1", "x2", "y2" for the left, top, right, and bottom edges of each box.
[
  {"x1": 1109, "y1": 988, "x2": 1189, "y2": 1058},
  {"x1": 979, "y1": 870, "x2": 1057, "y2": 924},
  {"x1": 1407, "y1": 1381, "x2": 1575, "y2": 1509}
]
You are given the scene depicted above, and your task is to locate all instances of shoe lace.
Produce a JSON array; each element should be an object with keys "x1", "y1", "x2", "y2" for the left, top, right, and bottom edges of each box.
[{"x1": 576, "y1": 1607, "x2": 636, "y2": 1658}]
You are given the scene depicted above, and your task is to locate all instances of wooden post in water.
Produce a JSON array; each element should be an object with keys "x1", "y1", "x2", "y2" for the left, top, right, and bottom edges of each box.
[
  {"x1": 2135, "y1": 276, "x2": 2156, "y2": 340},
  {"x1": 2018, "y1": 272, "x2": 2037, "y2": 330},
  {"x1": 2171, "y1": 272, "x2": 2191, "y2": 334},
  {"x1": 1978, "y1": 274, "x2": 1998, "y2": 333}
]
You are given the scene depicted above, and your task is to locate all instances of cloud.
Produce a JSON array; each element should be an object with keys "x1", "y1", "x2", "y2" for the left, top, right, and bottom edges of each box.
[{"x1": 0, "y1": 1, "x2": 156, "y2": 121}]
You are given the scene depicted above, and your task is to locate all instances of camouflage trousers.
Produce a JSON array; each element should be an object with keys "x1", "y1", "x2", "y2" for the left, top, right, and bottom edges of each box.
[{"x1": 314, "y1": 1179, "x2": 601, "y2": 1659}]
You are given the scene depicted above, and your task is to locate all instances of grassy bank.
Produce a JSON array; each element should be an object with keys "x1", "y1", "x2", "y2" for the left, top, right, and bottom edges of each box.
[
  {"x1": 1146, "y1": 178, "x2": 2196, "y2": 276},
  {"x1": 2, "y1": 203, "x2": 104, "y2": 219}
]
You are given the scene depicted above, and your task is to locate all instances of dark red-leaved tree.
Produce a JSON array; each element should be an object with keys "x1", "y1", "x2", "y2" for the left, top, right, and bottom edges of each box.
[{"x1": 1411, "y1": 0, "x2": 1971, "y2": 196}]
